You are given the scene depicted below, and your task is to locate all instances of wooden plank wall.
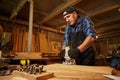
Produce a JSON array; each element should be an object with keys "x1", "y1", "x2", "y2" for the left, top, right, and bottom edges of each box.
[
  {"x1": 11, "y1": 24, "x2": 63, "y2": 54},
  {"x1": 12, "y1": 25, "x2": 46, "y2": 52}
]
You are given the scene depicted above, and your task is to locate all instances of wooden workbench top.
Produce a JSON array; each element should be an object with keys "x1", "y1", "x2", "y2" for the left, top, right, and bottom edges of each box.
[
  {"x1": 0, "y1": 63, "x2": 113, "y2": 80},
  {"x1": 45, "y1": 63, "x2": 112, "y2": 80}
]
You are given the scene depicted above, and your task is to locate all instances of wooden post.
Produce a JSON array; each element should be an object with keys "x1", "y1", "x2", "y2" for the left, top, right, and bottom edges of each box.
[{"x1": 28, "y1": 0, "x2": 33, "y2": 53}]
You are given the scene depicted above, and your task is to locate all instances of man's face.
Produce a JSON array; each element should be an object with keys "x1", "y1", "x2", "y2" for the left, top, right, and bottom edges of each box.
[{"x1": 63, "y1": 11, "x2": 78, "y2": 26}]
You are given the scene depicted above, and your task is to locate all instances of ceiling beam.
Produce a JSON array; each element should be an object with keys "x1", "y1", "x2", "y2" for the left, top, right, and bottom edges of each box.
[
  {"x1": 10, "y1": 0, "x2": 28, "y2": 19},
  {"x1": 75, "y1": 7, "x2": 87, "y2": 16},
  {"x1": 60, "y1": 24, "x2": 66, "y2": 29},
  {"x1": 98, "y1": 32, "x2": 120, "y2": 39},
  {"x1": 87, "y1": 1, "x2": 120, "y2": 16},
  {"x1": 96, "y1": 23, "x2": 120, "y2": 34},
  {"x1": 39, "y1": 0, "x2": 82, "y2": 24},
  {"x1": 40, "y1": 25, "x2": 65, "y2": 34},
  {"x1": 95, "y1": 15, "x2": 120, "y2": 27},
  {"x1": 98, "y1": 34, "x2": 120, "y2": 39},
  {"x1": 98, "y1": 29, "x2": 120, "y2": 38},
  {"x1": 34, "y1": 10, "x2": 47, "y2": 16}
]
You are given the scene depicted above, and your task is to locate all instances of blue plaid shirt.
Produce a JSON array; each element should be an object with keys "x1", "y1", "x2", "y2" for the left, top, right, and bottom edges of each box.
[{"x1": 63, "y1": 16, "x2": 96, "y2": 46}]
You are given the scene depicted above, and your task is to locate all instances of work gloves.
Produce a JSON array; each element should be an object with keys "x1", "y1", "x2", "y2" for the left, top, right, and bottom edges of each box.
[
  {"x1": 68, "y1": 48, "x2": 81, "y2": 59},
  {"x1": 60, "y1": 48, "x2": 81, "y2": 59},
  {"x1": 60, "y1": 49, "x2": 65, "y2": 58}
]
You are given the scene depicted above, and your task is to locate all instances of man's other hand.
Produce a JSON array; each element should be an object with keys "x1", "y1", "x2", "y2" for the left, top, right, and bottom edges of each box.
[{"x1": 68, "y1": 48, "x2": 81, "y2": 59}]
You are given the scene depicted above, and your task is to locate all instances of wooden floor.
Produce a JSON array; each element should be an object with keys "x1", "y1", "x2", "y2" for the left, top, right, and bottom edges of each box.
[{"x1": 0, "y1": 63, "x2": 113, "y2": 80}]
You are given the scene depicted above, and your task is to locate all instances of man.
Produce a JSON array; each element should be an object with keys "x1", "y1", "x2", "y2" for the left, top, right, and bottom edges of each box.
[{"x1": 60, "y1": 7, "x2": 96, "y2": 65}]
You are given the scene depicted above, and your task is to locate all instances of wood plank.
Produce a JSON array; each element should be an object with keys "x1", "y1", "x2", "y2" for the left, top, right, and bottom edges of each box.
[
  {"x1": 40, "y1": 33, "x2": 48, "y2": 53},
  {"x1": 45, "y1": 64, "x2": 112, "y2": 80},
  {"x1": 45, "y1": 64, "x2": 112, "y2": 75},
  {"x1": 13, "y1": 70, "x2": 54, "y2": 80},
  {"x1": 15, "y1": 52, "x2": 42, "y2": 59}
]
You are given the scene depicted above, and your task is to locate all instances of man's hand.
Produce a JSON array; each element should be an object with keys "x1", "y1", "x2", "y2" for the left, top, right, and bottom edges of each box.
[
  {"x1": 68, "y1": 48, "x2": 81, "y2": 59},
  {"x1": 60, "y1": 49, "x2": 65, "y2": 58}
]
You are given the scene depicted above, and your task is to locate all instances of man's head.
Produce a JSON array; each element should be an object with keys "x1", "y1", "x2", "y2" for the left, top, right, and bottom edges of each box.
[{"x1": 63, "y1": 7, "x2": 78, "y2": 26}]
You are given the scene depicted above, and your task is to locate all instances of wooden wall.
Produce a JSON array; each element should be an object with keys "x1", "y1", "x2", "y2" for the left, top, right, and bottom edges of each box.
[
  {"x1": 93, "y1": 37, "x2": 120, "y2": 65},
  {"x1": 94, "y1": 37, "x2": 120, "y2": 57},
  {"x1": 0, "y1": 22, "x2": 63, "y2": 56}
]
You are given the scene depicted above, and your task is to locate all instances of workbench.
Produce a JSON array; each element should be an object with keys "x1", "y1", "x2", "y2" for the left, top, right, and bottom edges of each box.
[
  {"x1": 0, "y1": 63, "x2": 113, "y2": 80},
  {"x1": 9, "y1": 52, "x2": 63, "y2": 65},
  {"x1": 10, "y1": 57, "x2": 63, "y2": 65}
]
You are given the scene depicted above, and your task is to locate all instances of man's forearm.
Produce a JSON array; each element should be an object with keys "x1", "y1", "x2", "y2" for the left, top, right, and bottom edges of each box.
[{"x1": 77, "y1": 36, "x2": 95, "y2": 53}]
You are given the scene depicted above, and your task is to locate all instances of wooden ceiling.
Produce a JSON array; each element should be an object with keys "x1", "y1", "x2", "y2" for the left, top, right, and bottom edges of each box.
[{"x1": 0, "y1": 0, "x2": 120, "y2": 39}]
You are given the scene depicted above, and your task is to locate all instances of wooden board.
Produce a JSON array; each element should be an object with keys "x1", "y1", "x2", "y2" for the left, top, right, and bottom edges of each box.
[
  {"x1": 40, "y1": 33, "x2": 48, "y2": 53},
  {"x1": 13, "y1": 70, "x2": 54, "y2": 80},
  {"x1": 45, "y1": 64, "x2": 112, "y2": 80},
  {"x1": 45, "y1": 64, "x2": 112, "y2": 74},
  {"x1": 14, "y1": 52, "x2": 42, "y2": 59}
]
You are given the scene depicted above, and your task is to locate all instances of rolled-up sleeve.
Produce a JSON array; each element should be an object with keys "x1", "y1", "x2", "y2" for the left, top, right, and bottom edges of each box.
[{"x1": 84, "y1": 17, "x2": 96, "y2": 39}]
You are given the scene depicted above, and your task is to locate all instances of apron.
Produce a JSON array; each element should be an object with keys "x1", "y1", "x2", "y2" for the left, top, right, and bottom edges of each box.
[{"x1": 70, "y1": 24, "x2": 95, "y2": 65}]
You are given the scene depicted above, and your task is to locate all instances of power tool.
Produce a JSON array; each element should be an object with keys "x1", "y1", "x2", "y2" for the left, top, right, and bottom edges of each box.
[{"x1": 63, "y1": 38, "x2": 75, "y2": 65}]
